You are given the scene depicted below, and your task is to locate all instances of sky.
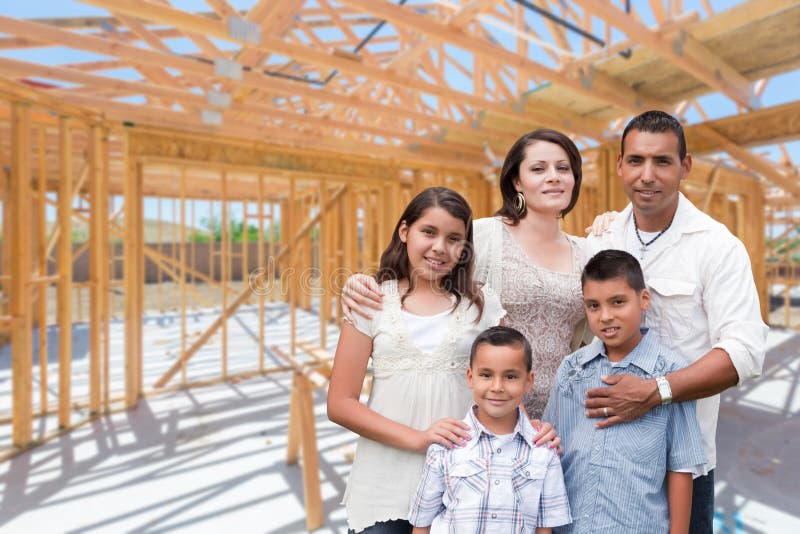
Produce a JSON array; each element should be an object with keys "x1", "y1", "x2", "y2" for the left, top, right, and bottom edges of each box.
[{"x1": 1, "y1": 0, "x2": 797, "y2": 225}]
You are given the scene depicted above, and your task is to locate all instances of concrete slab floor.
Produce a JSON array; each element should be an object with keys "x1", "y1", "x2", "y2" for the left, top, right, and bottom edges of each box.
[{"x1": 0, "y1": 324, "x2": 798, "y2": 533}]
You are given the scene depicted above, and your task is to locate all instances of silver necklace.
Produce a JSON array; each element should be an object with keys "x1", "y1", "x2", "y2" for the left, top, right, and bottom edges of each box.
[{"x1": 633, "y1": 212, "x2": 673, "y2": 259}]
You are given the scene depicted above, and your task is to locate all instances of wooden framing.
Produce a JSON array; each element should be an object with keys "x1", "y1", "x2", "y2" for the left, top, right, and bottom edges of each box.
[
  {"x1": 10, "y1": 102, "x2": 33, "y2": 446},
  {"x1": 57, "y1": 116, "x2": 73, "y2": 426},
  {"x1": 0, "y1": 1, "x2": 798, "y2": 501}
]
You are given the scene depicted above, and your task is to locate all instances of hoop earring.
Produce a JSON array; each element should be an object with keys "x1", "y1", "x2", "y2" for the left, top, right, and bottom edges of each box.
[{"x1": 515, "y1": 191, "x2": 526, "y2": 216}]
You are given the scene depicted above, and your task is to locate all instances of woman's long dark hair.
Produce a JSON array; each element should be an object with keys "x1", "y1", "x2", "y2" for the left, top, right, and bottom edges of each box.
[
  {"x1": 495, "y1": 129, "x2": 582, "y2": 225},
  {"x1": 376, "y1": 187, "x2": 484, "y2": 321}
]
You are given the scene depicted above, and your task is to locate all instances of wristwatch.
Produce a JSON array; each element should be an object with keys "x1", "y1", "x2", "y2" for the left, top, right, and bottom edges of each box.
[{"x1": 655, "y1": 376, "x2": 672, "y2": 405}]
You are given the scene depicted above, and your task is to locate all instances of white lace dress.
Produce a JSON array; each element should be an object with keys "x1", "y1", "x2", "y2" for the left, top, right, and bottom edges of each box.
[{"x1": 342, "y1": 279, "x2": 506, "y2": 533}]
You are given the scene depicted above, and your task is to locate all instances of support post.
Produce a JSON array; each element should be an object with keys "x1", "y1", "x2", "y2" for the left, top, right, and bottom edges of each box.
[
  {"x1": 88, "y1": 124, "x2": 104, "y2": 414},
  {"x1": 258, "y1": 175, "x2": 265, "y2": 372},
  {"x1": 180, "y1": 166, "x2": 187, "y2": 384},
  {"x1": 57, "y1": 117, "x2": 73, "y2": 426},
  {"x1": 36, "y1": 126, "x2": 48, "y2": 413},
  {"x1": 221, "y1": 171, "x2": 228, "y2": 378},
  {"x1": 10, "y1": 102, "x2": 33, "y2": 446},
  {"x1": 124, "y1": 136, "x2": 143, "y2": 407}
]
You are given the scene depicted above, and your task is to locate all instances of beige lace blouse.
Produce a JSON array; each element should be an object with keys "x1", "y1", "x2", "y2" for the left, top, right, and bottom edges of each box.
[{"x1": 473, "y1": 217, "x2": 588, "y2": 419}]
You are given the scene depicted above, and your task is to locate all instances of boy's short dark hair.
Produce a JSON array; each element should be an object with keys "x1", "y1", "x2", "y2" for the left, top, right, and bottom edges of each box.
[
  {"x1": 582, "y1": 250, "x2": 645, "y2": 292},
  {"x1": 621, "y1": 110, "x2": 687, "y2": 161},
  {"x1": 470, "y1": 326, "x2": 532, "y2": 372}
]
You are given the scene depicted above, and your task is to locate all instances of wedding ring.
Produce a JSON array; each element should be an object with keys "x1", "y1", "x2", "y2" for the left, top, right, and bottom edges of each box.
[{"x1": 603, "y1": 407, "x2": 609, "y2": 417}]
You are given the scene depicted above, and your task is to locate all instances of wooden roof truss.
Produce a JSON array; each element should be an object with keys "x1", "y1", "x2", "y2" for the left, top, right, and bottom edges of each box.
[{"x1": 0, "y1": 0, "x2": 798, "y2": 196}]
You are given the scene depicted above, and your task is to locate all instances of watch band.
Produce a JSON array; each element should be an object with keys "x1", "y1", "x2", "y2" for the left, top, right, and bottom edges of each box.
[{"x1": 655, "y1": 376, "x2": 672, "y2": 405}]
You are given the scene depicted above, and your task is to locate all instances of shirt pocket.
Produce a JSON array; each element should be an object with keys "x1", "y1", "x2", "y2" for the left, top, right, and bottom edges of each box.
[
  {"x1": 647, "y1": 277, "x2": 697, "y2": 343},
  {"x1": 614, "y1": 411, "x2": 667, "y2": 468},
  {"x1": 512, "y1": 461, "x2": 547, "y2": 529},
  {"x1": 447, "y1": 458, "x2": 488, "y2": 501}
]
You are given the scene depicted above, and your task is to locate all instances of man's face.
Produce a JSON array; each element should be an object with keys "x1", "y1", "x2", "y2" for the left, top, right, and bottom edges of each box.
[{"x1": 617, "y1": 130, "x2": 691, "y2": 227}]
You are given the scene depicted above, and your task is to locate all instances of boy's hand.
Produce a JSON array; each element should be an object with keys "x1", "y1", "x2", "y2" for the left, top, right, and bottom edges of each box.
[
  {"x1": 583, "y1": 374, "x2": 660, "y2": 429},
  {"x1": 419, "y1": 418, "x2": 471, "y2": 452},
  {"x1": 342, "y1": 274, "x2": 383, "y2": 321},
  {"x1": 530, "y1": 419, "x2": 562, "y2": 454}
]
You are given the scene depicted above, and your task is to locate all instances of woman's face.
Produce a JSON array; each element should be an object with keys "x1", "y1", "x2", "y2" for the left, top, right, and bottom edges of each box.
[{"x1": 514, "y1": 141, "x2": 575, "y2": 217}]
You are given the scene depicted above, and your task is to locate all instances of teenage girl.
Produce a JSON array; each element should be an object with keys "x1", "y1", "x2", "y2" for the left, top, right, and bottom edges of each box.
[{"x1": 327, "y1": 187, "x2": 506, "y2": 534}]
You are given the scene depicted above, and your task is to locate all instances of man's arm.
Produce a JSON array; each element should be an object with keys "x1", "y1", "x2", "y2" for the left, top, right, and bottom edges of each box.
[
  {"x1": 667, "y1": 471, "x2": 693, "y2": 534},
  {"x1": 583, "y1": 347, "x2": 738, "y2": 427},
  {"x1": 585, "y1": 237, "x2": 766, "y2": 428},
  {"x1": 412, "y1": 527, "x2": 431, "y2": 534}
]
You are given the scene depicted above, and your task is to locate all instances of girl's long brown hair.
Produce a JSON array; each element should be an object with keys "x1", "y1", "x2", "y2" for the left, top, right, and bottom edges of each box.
[{"x1": 376, "y1": 187, "x2": 484, "y2": 321}]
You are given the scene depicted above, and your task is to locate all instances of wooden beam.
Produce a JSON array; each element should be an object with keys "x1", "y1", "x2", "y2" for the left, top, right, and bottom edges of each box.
[
  {"x1": 693, "y1": 123, "x2": 800, "y2": 196},
  {"x1": 685, "y1": 100, "x2": 800, "y2": 154},
  {"x1": 334, "y1": 0, "x2": 665, "y2": 116},
  {"x1": 10, "y1": 102, "x2": 34, "y2": 447},
  {"x1": 35, "y1": 126, "x2": 49, "y2": 414},
  {"x1": 153, "y1": 185, "x2": 348, "y2": 388},
  {"x1": 57, "y1": 117, "x2": 73, "y2": 427},
  {"x1": 0, "y1": 15, "x2": 518, "y2": 152},
  {"x1": 56, "y1": 93, "x2": 487, "y2": 170},
  {"x1": 573, "y1": 0, "x2": 756, "y2": 109},
  {"x1": 0, "y1": 57, "x2": 489, "y2": 155},
  {"x1": 88, "y1": 125, "x2": 104, "y2": 413},
  {"x1": 123, "y1": 133, "x2": 142, "y2": 407},
  {"x1": 75, "y1": 1, "x2": 610, "y2": 138}
]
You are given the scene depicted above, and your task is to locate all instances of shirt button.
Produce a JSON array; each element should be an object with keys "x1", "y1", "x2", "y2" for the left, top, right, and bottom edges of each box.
[
  {"x1": 491, "y1": 513, "x2": 497, "y2": 519},
  {"x1": 496, "y1": 448, "x2": 501, "y2": 453},
  {"x1": 594, "y1": 445, "x2": 600, "y2": 451},
  {"x1": 494, "y1": 480, "x2": 500, "y2": 485},
  {"x1": 525, "y1": 470, "x2": 530, "y2": 476}
]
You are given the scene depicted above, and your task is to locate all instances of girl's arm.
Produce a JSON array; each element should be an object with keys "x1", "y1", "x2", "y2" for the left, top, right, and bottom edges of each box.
[
  {"x1": 667, "y1": 471, "x2": 693, "y2": 534},
  {"x1": 327, "y1": 322, "x2": 469, "y2": 453}
]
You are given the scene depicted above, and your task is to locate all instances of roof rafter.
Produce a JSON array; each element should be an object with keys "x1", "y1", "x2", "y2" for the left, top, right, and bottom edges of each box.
[
  {"x1": 77, "y1": 0, "x2": 608, "y2": 138},
  {"x1": 573, "y1": 0, "x2": 757, "y2": 109},
  {"x1": 0, "y1": 15, "x2": 519, "y2": 149}
]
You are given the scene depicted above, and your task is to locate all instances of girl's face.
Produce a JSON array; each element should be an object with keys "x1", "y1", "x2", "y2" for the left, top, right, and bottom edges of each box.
[
  {"x1": 514, "y1": 141, "x2": 575, "y2": 217},
  {"x1": 398, "y1": 206, "x2": 467, "y2": 287}
]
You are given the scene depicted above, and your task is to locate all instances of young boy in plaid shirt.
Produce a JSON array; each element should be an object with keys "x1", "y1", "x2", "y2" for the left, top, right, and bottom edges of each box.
[{"x1": 408, "y1": 326, "x2": 572, "y2": 533}]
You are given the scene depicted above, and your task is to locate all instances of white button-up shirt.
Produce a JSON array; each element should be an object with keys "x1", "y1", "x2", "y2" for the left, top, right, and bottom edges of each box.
[{"x1": 585, "y1": 193, "x2": 768, "y2": 471}]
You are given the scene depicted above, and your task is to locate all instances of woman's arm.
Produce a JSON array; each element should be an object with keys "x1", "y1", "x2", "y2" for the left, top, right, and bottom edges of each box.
[
  {"x1": 341, "y1": 274, "x2": 384, "y2": 321},
  {"x1": 667, "y1": 471, "x2": 692, "y2": 534},
  {"x1": 327, "y1": 323, "x2": 469, "y2": 452}
]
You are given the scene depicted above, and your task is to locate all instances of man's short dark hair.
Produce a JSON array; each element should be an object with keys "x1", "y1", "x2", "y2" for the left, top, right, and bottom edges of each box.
[
  {"x1": 469, "y1": 326, "x2": 532, "y2": 372},
  {"x1": 581, "y1": 250, "x2": 646, "y2": 292},
  {"x1": 621, "y1": 110, "x2": 687, "y2": 161}
]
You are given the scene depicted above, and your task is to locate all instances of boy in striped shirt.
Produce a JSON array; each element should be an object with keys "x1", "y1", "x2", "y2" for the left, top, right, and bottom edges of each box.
[
  {"x1": 543, "y1": 250, "x2": 706, "y2": 534},
  {"x1": 409, "y1": 326, "x2": 572, "y2": 533}
]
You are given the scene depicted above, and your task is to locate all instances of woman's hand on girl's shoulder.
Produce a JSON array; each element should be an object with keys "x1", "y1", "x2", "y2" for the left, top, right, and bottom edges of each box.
[{"x1": 342, "y1": 273, "x2": 384, "y2": 321}]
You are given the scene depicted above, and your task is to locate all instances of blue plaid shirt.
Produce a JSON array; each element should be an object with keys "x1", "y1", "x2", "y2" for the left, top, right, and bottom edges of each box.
[
  {"x1": 408, "y1": 405, "x2": 571, "y2": 533},
  {"x1": 543, "y1": 331, "x2": 707, "y2": 534}
]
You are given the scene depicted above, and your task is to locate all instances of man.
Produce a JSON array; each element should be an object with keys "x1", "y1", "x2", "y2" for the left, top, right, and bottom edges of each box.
[{"x1": 584, "y1": 110, "x2": 768, "y2": 533}]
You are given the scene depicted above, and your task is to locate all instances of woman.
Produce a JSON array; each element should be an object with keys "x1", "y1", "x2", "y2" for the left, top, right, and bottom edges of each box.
[{"x1": 344, "y1": 129, "x2": 588, "y2": 419}]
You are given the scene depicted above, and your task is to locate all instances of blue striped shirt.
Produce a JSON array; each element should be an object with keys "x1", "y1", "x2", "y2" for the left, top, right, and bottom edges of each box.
[
  {"x1": 409, "y1": 405, "x2": 572, "y2": 533},
  {"x1": 543, "y1": 331, "x2": 706, "y2": 534}
]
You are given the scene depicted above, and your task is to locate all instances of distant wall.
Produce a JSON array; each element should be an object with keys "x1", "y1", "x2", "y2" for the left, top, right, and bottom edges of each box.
[{"x1": 0, "y1": 242, "x2": 281, "y2": 284}]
